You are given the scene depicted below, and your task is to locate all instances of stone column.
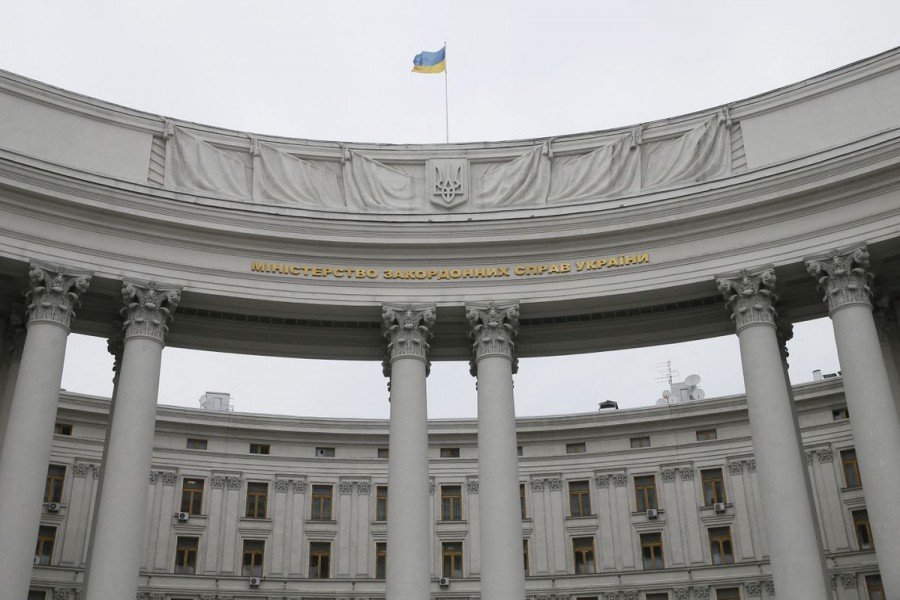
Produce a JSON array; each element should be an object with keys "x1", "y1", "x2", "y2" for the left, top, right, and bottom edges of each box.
[
  {"x1": 0, "y1": 262, "x2": 91, "y2": 600},
  {"x1": 806, "y1": 245, "x2": 900, "y2": 596},
  {"x1": 83, "y1": 280, "x2": 180, "y2": 600},
  {"x1": 467, "y1": 301, "x2": 526, "y2": 600},
  {"x1": 0, "y1": 307, "x2": 26, "y2": 451},
  {"x1": 716, "y1": 266, "x2": 830, "y2": 600},
  {"x1": 382, "y1": 304, "x2": 435, "y2": 600}
]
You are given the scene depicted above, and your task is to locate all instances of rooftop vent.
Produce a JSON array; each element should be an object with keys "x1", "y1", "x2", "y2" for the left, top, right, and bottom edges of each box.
[
  {"x1": 599, "y1": 400, "x2": 618, "y2": 410},
  {"x1": 199, "y1": 391, "x2": 234, "y2": 412}
]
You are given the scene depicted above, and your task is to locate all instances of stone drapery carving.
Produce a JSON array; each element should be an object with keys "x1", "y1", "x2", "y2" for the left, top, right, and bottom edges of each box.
[
  {"x1": 121, "y1": 280, "x2": 181, "y2": 343},
  {"x1": 476, "y1": 146, "x2": 551, "y2": 208},
  {"x1": 717, "y1": 266, "x2": 778, "y2": 333},
  {"x1": 806, "y1": 244, "x2": 873, "y2": 313},
  {"x1": 344, "y1": 151, "x2": 416, "y2": 211},
  {"x1": 165, "y1": 128, "x2": 251, "y2": 200},
  {"x1": 381, "y1": 304, "x2": 436, "y2": 377},
  {"x1": 467, "y1": 301, "x2": 520, "y2": 376},
  {"x1": 642, "y1": 115, "x2": 732, "y2": 189},
  {"x1": 253, "y1": 141, "x2": 343, "y2": 208},
  {"x1": 548, "y1": 135, "x2": 638, "y2": 203},
  {"x1": 25, "y1": 262, "x2": 92, "y2": 329}
]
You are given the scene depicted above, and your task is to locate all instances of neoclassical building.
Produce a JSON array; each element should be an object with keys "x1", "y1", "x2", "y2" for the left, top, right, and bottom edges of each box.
[{"x1": 1, "y1": 46, "x2": 899, "y2": 600}]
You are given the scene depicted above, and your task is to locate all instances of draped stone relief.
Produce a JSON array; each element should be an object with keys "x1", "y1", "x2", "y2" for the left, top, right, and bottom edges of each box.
[
  {"x1": 165, "y1": 128, "x2": 251, "y2": 200},
  {"x1": 253, "y1": 141, "x2": 343, "y2": 208}
]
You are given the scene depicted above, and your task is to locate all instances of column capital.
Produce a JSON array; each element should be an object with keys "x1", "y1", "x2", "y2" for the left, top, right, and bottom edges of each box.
[
  {"x1": 805, "y1": 243, "x2": 873, "y2": 313},
  {"x1": 25, "y1": 261, "x2": 92, "y2": 330},
  {"x1": 121, "y1": 280, "x2": 181, "y2": 344},
  {"x1": 716, "y1": 265, "x2": 778, "y2": 333},
  {"x1": 466, "y1": 301, "x2": 520, "y2": 375},
  {"x1": 381, "y1": 304, "x2": 436, "y2": 376}
]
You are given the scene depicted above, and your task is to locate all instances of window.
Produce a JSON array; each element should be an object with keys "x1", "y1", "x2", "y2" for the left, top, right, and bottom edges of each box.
[
  {"x1": 45, "y1": 465, "x2": 65, "y2": 503},
  {"x1": 568, "y1": 480, "x2": 591, "y2": 517},
  {"x1": 441, "y1": 485, "x2": 462, "y2": 521},
  {"x1": 309, "y1": 541, "x2": 331, "y2": 578},
  {"x1": 441, "y1": 541, "x2": 463, "y2": 578},
  {"x1": 311, "y1": 485, "x2": 333, "y2": 520},
  {"x1": 54, "y1": 423, "x2": 72, "y2": 436},
  {"x1": 520, "y1": 483, "x2": 527, "y2": 519},
  {"x1": 174, "y1": 537, "x2": 198, "y2": 574},
  {"x1": 566, "y1": 442, "x2": 586, "y2": 454},
  {"x1": 866, "y1": 574, "x2": 884, "y2": 600},
  {"x1": 634, "y1": 475, "x2": 657, "y2": 512},
  {"x1": 572, "y1": 536, "x2": 596, "y2": 574},
  {"x1": 316, "y1": 446, "x2": 335, "y2": 457},
  {"x1": 249, "y1": 443, "x2": 270, "y2": 455},
  {"x1": 701, "y1": 468, "x2": 726, "y2": 505},
  {"x1": 180, "y1": 478, "x2": 204, "y2": 515},
  {"x1": 853, "y1": 509, "x2": 873, "y2": 550},
  {"x1": 832, "y1": 407, "x2": 850, "y2": 421},
  {"x1": 245, "y1": 482, "x2": 268, "y2": 519},
  {"x1": 241, "y1": 539, "x2": 265, "y2": 577},
  {"x1": 630, "y1": 436, "x2": 651, "y2": 448},
  {"x1": 376, "y1": 485, "x2": 388, "y2": 521},
  {"x1": 523, "y1": 539, "x2": 529, "y2": 576},
  {"x1": 647, "y1": 594, "x2": 670, "y2": 600},
  {"x1": 440, "y1": 447, "x2": 460, "y2": 458},
  {"x1": 377, "y1": 447, "x2": 389, "y2": 459},
  {"x1": 696, "y1": 429, "x2": 717, "y2": 441},
  {"x1": 716, "y1": 589, "x2": 740, "y2": 600},
  {"x1": 28, "y1": 592, "x2": 46, "y2": 600},
  {"x1": 517, "y1": 445, "x2": 523, "y2": 457},
  {"x1": 186, "y1": 438, "x2": 207, "y2": 450},
  {"x1": 34, "y1": 526, "x2": 55, "y2": 565},
  {"x1": 640, "y1": 532, "x2": 664, "y2": 570},
  {"x1": 841, "y1": 449, "x2": 862, "y2": 488},
  {"x1": 708, "y1": 527, "x2": 734, "y2": 565},
  {"x1": 375, "y1": 542, "x2": 386, "y2": 579}
]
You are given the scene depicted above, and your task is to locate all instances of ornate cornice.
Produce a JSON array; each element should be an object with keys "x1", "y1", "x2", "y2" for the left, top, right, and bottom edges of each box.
[
  {"x1": 716, "y1": 265, "x2": 778, "y2": 333},
  {"x1": 466, "y1": 301, "x2": 520, "y2": 376},
  {"x1": 25, "y1": 261, "x2": 92, "y2": 330},
  {"x1": 121, "y1": 280, "x2": 181, "y2": 343},
  {"x1": 806, "y1": 244, "x2": 873, "y2": 314},
  {"x1": 381, "y1": 304, "x2": 435, "y2": 376}
]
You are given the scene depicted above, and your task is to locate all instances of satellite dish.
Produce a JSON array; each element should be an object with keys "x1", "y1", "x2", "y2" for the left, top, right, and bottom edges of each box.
[
  {"x1": 694, "y1": 389, "x2": 706, "y2": 401},
  {"x1": 656, "y1": 398, "x2": 669, "y2": 407},
  {"x1": 662, "y1": 390, "x2": 671, "y2": 399},
  {"x1": 685, "y1": 374, "x2": 701, "y2": 386}
]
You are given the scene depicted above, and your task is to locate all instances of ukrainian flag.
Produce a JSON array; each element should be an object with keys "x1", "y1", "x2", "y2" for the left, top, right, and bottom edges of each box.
[{"x1": 412, "y1": 46, "x2": 446, "y2": 74}]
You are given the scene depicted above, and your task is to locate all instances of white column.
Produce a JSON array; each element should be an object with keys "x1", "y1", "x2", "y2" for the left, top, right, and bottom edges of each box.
[
  {"x1": 717, "y1": 266, "x2": 830, "y2": 600},
  {"x1": 0, "y1": 309, "x2": 26, "y2": 451},
  {"x1": 383, "y1": 304, "x2": 435, "y2": 600},
  {"x1": 83, "y1": 280, "x2": 181, "y2": 600},
  {"x1": 0, "y1": 262, "x2": 91, "y2": 600},
  {"x1": 467, "y1": 301, "x2": 526, "y2": 600},
  {"x1": 807, "y1": 245, "x2": 900, "y2": 596}
]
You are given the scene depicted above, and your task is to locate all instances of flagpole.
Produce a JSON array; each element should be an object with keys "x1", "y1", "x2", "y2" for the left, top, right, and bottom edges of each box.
[{"x1": 444, "y1": 42, "x2": 449, "y2": 143}]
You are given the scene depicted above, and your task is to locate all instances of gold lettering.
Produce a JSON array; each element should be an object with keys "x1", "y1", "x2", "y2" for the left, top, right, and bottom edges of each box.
[
  {"x1": 498, "y1": 267, "x2": 510, "y2": 276},
  {"x1": 514, "y1": 266, "x2": 526, "y2": 276},
  {"x1": 438, "y1": 270, "x2": 450, "y2": 280},
  {"x1": 289, "y1": 266, "x2": 300, "y2": 275},
  {"x1": 415, "y1": 270, "x2": 427, "y2": 279},
  {"x1": 575, "y1": 261, "x2": 586, "y2": 272},
  {"x1": 561, "y1": 263, "x2": 571, "y2": 273},
  {"x1": 251, "y1": 261, "x2": 267, "y2": 272},
  {"x1": 462, "y1": 269, "x2": 474, "y2": 278},
  {"x1": 549, "y1": 264, "x2": 560, "y2": 274},
  {"x1": 638, "y1": 253, "x2": 650, "y2": 264},
  {"x1": 451, "y1": 269, "x2": 462, "y2": 279}
]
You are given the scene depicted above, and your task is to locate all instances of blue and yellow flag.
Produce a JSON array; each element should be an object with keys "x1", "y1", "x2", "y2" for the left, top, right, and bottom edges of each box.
[{"x1": 412, "y1": 46, "x2": 446, "y2": 74}]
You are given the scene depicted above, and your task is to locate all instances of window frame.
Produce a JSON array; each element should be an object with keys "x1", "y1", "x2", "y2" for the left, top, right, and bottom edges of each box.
[
  {"x1": 375, "y1": 485, "x2": 388, "y2": 521},
  {"x1": 523, "y1": 539, "x2": 529, "y2": 576},
  {"x1": 440, "y1": 485, "x2": 463, "y2": 521},
  {"x1": 852, "y1": 509, "x2": 874, "y2": 550},
  {"x1": 640, "y1": 532, "x2": 664, "y2": 570},
  {"x1": 245, "y1": 482, "x2": 268, "y2": 519},
  {"x1": 568, "y1": 480, "x2": 591, "y2": 517},
  {"x1": 186, "y1": 438, "x2": 208, "y2": 450},
  {"x1": 35, "y1": 525, "x2": 56, "y2": 566},
  {"x1": 634, "y1": 474, "x2": 658, "y2": 512},
  {"x1": 841, "y1": 448, "x2": 862, "y2": 488},
  {"x1": 45, "y1": 464, "x2": 66, "y2": 504},
  {"x1": 701, "y1": 468, "x2": 727, "y2": 505},
  {"x1": 241, "y1": 539, "x2": 265, "y2": 577},
  {"x1": 696, "y1": 429, "x2": 718, "y2": 441},
  {"x1": 439, "y1": 447, "x2": 460, "y2": 458},
  {"x1": 520, "y1": 483, "x2": 527, "y2": 519},
  {"x1": 174, "y1": 536, "x2": 199, "y2": 575},
  {"x1": 375, "y1": 541, "x2": 386, "y2": 579},
  {"x1": 708, "y1": 526, "x2": 735, "y2": 565},
  {"x1": 310, "y1": 485, "x2": 333, "y2": 520},
  {"x1": 866, "y1": 574, "x2": 884, "y2": 600},
  {"x1": 441, "y1": 541, "x2": 463, "y2": 578},
  {"x1": 54, "y1": 423, "x2": 73, "y2": 436},
  {"x1": 572, "y1": 536, "x2": 596, "y2": 574},
  {"x1": 715, "y1": 588, "x2": 741, "y2": 600},
  {"x1": 309, "y1": 541, "x2": 331, "y2": 579},
  {"x1": 630, "y1": 436, "x2": 651, "y2": 448},
  {"x1": 180, "y1": 478, "x2": 204, "y2": 515},
  {"x1": 566, "y1": 442, "x2": 586, "y2": 454}
]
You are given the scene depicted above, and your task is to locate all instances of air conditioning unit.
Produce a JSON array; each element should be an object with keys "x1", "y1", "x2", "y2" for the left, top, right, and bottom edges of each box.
[
  {"x1": 646, "y1": 508, "x2": 658, "y2": 519},
  {"x1": 33, "y1": 556, "x2": 41, "y2": 565},
  {"x1": 47, "y1": 502, "x2": 61, "y2": 513},
  {"x1": 249, "y1": 576, "x2": 261, "y2": 588},
  {"x1": 714, "y1": 502, "x2": 726, "y2": 514},
  {"x1": 439, "y1": 577, "x2": 451, "y2": 588},
  {"x1": 176, "y1": 511, "x2": 190, "y2": 522}
]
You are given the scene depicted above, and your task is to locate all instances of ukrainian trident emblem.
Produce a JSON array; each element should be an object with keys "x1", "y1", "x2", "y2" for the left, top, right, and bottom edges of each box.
[{"x1": 427, "y1": 158, "x2": 469, "y2": 209}]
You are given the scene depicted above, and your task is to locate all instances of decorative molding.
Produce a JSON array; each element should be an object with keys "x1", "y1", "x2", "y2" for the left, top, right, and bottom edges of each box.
[
  {"x1": 429, "y1": 477, "x2": 435, "y2": 495},
  {"x1": 612, "y1": 473, "x2": 628, "y2": 487},
  {"x1": 226, "y1": 476, "x2": 242, "y2": 490},
  {"x1": 745, "y1": 581, "x2": 762, "y2": 596},
  {"x1": 673, "y1": 588, "x2": 691, "y2": 600},
  {"x1": 356, "y1": 481, "x2": 371, "y2": 495},
  {"x1": 210, "y1": 475, "x2": 226, "y2": 489},
  {"x1": 274, "y1": 479, "x2": 290, "y2": 493},
  {"x1": 339, "y1": 480, "x2": 354, "y2": 495},
  {"x1": 466, "y1": 301, "x2": 520, "y2": 375},
  {"x1": 747, "y1": 459, "x2": 757, "y2": 473},
  {"x1": 693, "y1": 585, "x2": 710, "y2": 600},
  {"x1": 806, "y1": 244, "x2": 873, "y2": 313},
  {"x1": 547, "y1": 477, "x2": 562, "y2": 491},
  {"x1": 680, "y1": 468, "x2": 695, "y2": 481},
  {"x1": 661, "y1": 469, "x2": 677, "y2": 482},
  {"x1": 839, "y1": 573, "x2": 858, "y2": 589},
  {"x1": 728, "y1": 461, "x2": 744, "y2": 475},
  {"x1": 381, "y1": 304, "x2": 436, "y2": 376},
  {"x1": 292, "y1": 479, "x2": 308, "y2": 494},
  {"x1": 764, "y1": 580, "x2": 775, "y2": 595},
  {"x1": 594, "y1": 474, "x2": 610, "y2": 487},
  {"x1": 467, "y1": 478, "x2": 479, "y2": 494},
  {"x1": 161, "y1": 472, "x2": 177, "y2": 486},
  {"x1": 530, "y1": 478, "x2": 545, "y2": 491},
  {"x1": 818, "y1": 448, "x2": 834, "y2": 463},
  {"x1": 74, "y1": 463, "x2": 94, "y2": 478},
  {"x1": 121, "y1": 280, "x2": 181, "y2": 343},
  {"x1": 775, "y1": 315, "x2": 794, "y2": 364},
  {"x1": 107, "y1": 329, "x2": 124, "y2": 379},
  {"x1": 716, "y1": 265, "x2": 778, "y2": 333},
  {"x1": 623, "y1": 591, "x2": 639, "y2": 600},
  {"x1": 25, "y1": 261, "x2": 92, "y2": 329}
]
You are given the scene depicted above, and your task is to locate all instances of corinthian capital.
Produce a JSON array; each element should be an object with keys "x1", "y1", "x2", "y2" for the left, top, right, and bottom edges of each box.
[
  {"x1": 466, "y1": 301, "x2": 520, "y2": 375},
  {"x1": 25, "y1": 261, "x2": 92, "y2": 329},
  {"x1": 716, "y1": 266, "x2": 778, "y2": 333},
  {"x1": 381, "y1": 304, "x2": 436, "y2": 376},
  {"x1": 805, "y1": 244, "x2": 873, "y2": 313},
  {"x1": 121, "y1": 280, "x2": 181, "y2": 343}
]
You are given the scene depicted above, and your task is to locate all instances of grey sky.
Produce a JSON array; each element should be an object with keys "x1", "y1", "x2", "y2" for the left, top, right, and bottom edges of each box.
[{"x1": 3, "y1": 0, "x2": 891, "y2": 418}]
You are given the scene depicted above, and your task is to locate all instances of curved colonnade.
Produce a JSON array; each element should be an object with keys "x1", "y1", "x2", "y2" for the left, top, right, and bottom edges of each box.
[{"x1": 0, "y1": 48, "x2": 899, "y2": 600}]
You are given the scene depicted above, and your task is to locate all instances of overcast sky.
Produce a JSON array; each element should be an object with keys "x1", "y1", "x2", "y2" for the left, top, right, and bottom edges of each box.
[{"x1": 3, "y1": 1, "x2": 895, "y2": 418}]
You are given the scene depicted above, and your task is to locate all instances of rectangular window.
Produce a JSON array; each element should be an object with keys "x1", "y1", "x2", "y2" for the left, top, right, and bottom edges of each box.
[
  {"x1": 186, "y1": 438, "x2": 207, "y2": 450},
  {"x1": 441, "y1": 541, "x2": 463, "y2": 578},
  {"x1": 520, "y1": 483, "x2": 527, "y2": 519},
  {"x1": 701, "y1": 468, "x2": 726, "y2": 505},
  {"x1": 311, "y1": 485, "x2": 333, "y2": 520},
  {"x1": 566, "y1": 442, "x2": 586, "y2": 454},
  {"x1": 309, "y1": 541, "x2": 331, "y2": 578},
  {"x1": 245, "y1": 482, "x2": 268, "y2": 519},
  {"x1": 647, "y1": 594, "x2": 670, "y2": 600},
  {"x1": 572, "y1": 536, "x2": 596, "y2": 574},
  {"x1": 852, "y1": 509, "x2": 874, "y2": 550},
  {"x1": 34, "y1": 526, "x2": 55, "y2": 565},
  {"x1": 45, "y1": 465, "x2": 65, "y2": 503},
  {"x1": 841, "y1": 448, "x2": 862, "y2": 488},
  {"x1": 630, "y1": 436, "x2": 651, "y2": 448},
  {"x1": 241, "y1": 539, "x2": 264, "y2": 577},
  {"x1": 316, "y1": 446, "x2": 335, "y2": 457},
  {"x1": 28, "y1": 592, "x2": 47, "y2": 600},
  {"x1": 640, "y1": 532, "x2": 664, "y2": 570},
  {"x1": 180, "y1": 478, "x2": 204, "y2": 515},
  {"x1": 440, "y1": 447, "x2": 460, "y2": 458},
  {"x1": 866, "y1": 574, "x2": 884, "y2": 600},
  {"x1": 54, "y1": 423, "x2": 72, "y2": 436},
  {"x1": 441, "y1": 485, "x2": 462, "y2": 521},
  {"x1": 377, "y1": 447, "x2": 389, "y2": 459},
  {"x1": 376, "y1": 485, "x2": 388, "y2": 521},
  {"x1": 634, "y1": 475, "x2": 658, "y2": 512},
  {"x1": 174, "y1": 536, "x2": 198, "y2": 574},
  {"x1": 832, "y1": 407, "x2": 850, "y2": 421},
  {"x1": 375, "y1": 542, "x2": 386, "y2": 579},
  {"x1": 568, "y1": 480, "x2": 591, "y2": 517},
  {"x1": 523, "y1": 539, "x2": 529, "y2": 576},
  {"x1": 696, "y1": 429, "x2": 717, "y2": 441},
  {"x1": 517, "y1": 445, "x2": 523, "y2": 457},
  {"x1": 249, "y1": 443, "x2": 270, "y2": 455},
  {"x1": 716, "y1": 589, "x2": 741, "y2": 600},
  {"x1": 708, "y1": 527, "x2": 735, "y2": 565}
]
